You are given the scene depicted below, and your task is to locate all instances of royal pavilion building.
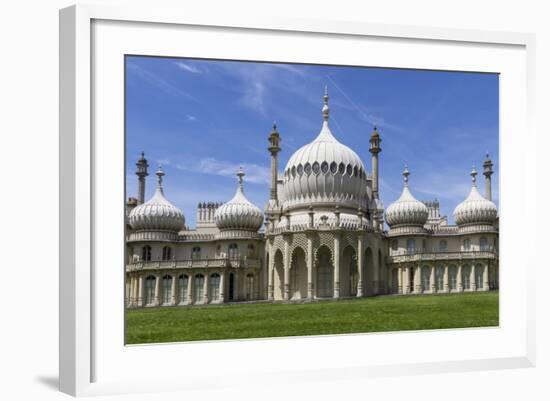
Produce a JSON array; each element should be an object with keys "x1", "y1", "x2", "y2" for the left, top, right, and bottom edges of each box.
[{"x1": 125, "y1": 88, "x2": 499, "y2": 308}]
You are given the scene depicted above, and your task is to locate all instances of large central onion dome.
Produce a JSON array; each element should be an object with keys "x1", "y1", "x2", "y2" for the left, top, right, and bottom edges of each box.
[
  {"x1": 385, "y1": 166, "x2": 429, "y2": 228},
  {"x1": 453, "y1": 167, "x2": 497, "y2": 227},
  {"x1": 214, "y1": 167, "x2": 263, "y2": 233},
  {"x1": 128, "y1": 167, "x2": 185, "y2": 232},
  {"x1": 282, "y1": 87, "x2": 368, "y2": 211}
]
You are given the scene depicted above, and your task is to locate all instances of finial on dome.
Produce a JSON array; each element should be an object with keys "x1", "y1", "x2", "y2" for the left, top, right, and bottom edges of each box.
[
  {"x1": 156, "y1": 165, "x2": 165, "y2": 190},
  {"x1": 237, "y1": 166, "x2": 245, "y2": 188},
  {"x1": 322, "y1": 85, "x2": 330, "y2": 121},
  {"x1": 403, "y1": 165, "x2": 410, "y2": 186},
  {"x1": 470, "y1": 165, "x2": 477, "y2": 185}
]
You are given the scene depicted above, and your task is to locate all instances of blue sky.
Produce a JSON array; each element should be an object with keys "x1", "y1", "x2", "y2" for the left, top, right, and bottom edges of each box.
[{"x1": 125, "y1": 56, "x2": 499, "y2": 228}]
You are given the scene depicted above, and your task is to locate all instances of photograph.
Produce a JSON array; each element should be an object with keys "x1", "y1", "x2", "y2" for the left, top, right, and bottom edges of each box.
[{"x1": 124, "y1": 56, "x2": 499, "y2": 344}]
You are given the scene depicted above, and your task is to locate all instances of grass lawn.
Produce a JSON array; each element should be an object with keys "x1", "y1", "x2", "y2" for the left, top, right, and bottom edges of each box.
[{"x1": 125, "y1": 291, "x2": 499, "y2": 344}]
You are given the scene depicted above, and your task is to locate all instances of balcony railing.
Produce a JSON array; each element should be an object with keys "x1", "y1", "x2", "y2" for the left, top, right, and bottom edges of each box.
[
  {"x1": 126, "y1": 257, "x2": 261, "y2": 272},
  {"x1": 387, "y1": 249, "x2": 497, "y2": 264}
]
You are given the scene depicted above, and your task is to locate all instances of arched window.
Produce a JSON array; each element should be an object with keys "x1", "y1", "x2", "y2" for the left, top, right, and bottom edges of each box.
[
  {"x1": 144, "y1": 275, "x2": 156, "y2": 305},
  {"x1": 192, "y1": 246, "x2": 201, "y2": 260},
  {"x1": 463, "y1": 238, "x2": 471, "y2": 251},
  {"x1": 449, "y1": 265, "x2": 458, "y2": 290},
  {"x1": 406, "y1": 239, "x2": 415, "y2": 254},
  {"x1": 421, "y1": 266, "x2": 431, "y2": 291},
  {"x1": 479, "y1": 237, "x2": 488, "y2": 251},
  {"x1": 435, "y1": 266, "x2": 445, "y2": 291},
  {"x1": 162, "y1": 275, "x2": 172, "y2": 304},
  {"x1": 475, "y1": 264, "x2": 484, "y2": 289},
  {"x1": 246, "y1": 273, "x2": 255, "y2": 300},
  {"x1": 194, "y1": 274, "x2": 205, "y2": 302},
  {"x1": 247, "y1": 243, "x2": 255, "y2": 258},
  {"x1": 439, "y1": 240, "x2": 448, "y2": 252},
  {"x1": 422, "y1": 239, "x2": 427, "y2": 251},
  {"x1": 209, "y1": 273, "x2": 220, "y2": 301},
  {"x1": 141, "y1": 245, "x2": 152, "y2": 261},
  {"x1": 391, "y1": 240, "x2": 398, "y2": 252},
  {"x1": 228, "y1": 243, "x2": 239, "y2": 259},
  {"x1": 179, "y1": 275, "x2": 188, "y2": 303},
  {"x1": 162, "y1": 246, "x2": 172, "y2": 261}
]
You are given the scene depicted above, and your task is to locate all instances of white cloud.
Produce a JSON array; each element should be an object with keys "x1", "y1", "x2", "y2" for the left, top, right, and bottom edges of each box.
[
  {"x1": 174, "y1": 61, "x2": 203, "y2": 74},
  {"x1": 186, "y1": 115, "x2": 197, "y2": 121},
  {"x1": 127, "y1": 62, "x2": 192, "y2": 99},
  {"x1": 160, "y1": 157, "x2": 271, "y2": 185}
]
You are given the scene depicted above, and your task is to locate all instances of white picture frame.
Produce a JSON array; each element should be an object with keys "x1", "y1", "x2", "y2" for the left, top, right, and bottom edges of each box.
[{"x1": 59, "y1": 4, "x2": 536, "y2": 397}]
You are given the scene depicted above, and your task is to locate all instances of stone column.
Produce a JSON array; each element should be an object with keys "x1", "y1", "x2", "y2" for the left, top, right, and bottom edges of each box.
[
  {"x1": 397, "y1": 266, "x2": 403, "y2": 294},
  {"x1": 283, "y1": 237, "x2": 290, "y2": 301},
  {"x1": 267, "y1": 242, "x2": 274, "y2": 300},
  {"x1": 171, "y1": 274, "x2": 177, "y2": 305},
  {"x1": 137, "y1": 275, "x2": 143, "y2": 306},
  {"x1": 357, "y1": 235, "x2": 364, "y2": 297},
  {"x1": 444, "y1": 265, "x2": 449, "y2": 293},
  {"x1": 333, "y1": 233, "x2": 341, "y2": 299},
  {"x1": 373, "y1": 249, "x2": 379, "y2": 295},
  {"x1": 430, "y1": 264, "x2": 436, "y2": 293},
  {"x1": 457, "y1": 265, "x2": 463, "y2": 292},
  {"x1": 154, "y1": 274, "x2": 161, "y2": 306},
  {"x1": 405, "y1": 266, "x2": 412, "y2": 294},
  {"x1": 203, "y1": 273, "x2": 209, "y2": 304},
  {"x1": 307, "y1": 234, "x2": 314, "y2": 299},
  {"x1": 470, "y1": 263, "x2": 476, "y2": 291},
  {"x1": 187, "y1": 273, "x2": 193, "y2": 304},
  {"x1": 219, "y1": 271, "x2": 225, "y2": 303},
  {"x1": 483, "y1": 262, "x2": 489, "y2": 291}
]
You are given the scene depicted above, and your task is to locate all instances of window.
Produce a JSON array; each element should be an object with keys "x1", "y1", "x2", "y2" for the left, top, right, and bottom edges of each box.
[
  {"x1": 194, "y1": 274, "x2": 205, "y2": 302},
  {"x1": 463, "y1": 238, "x2": 471, "y2": 251},
  {"x1": 462, "y1": 266, "x2": 471, "y2": 289},
  {"x1": 422, "y1": 239, "x2": 427, "y2": 251},
  {"x1": 439, "y1": 240, "x2": 447, "y2": 252},
  {"x1": 449, "y1": 265, "x2": 458, "y2": 290},
  {"x1": 338, "y1": 163, "x2": 345, "y2": 175},
  {"x1": 247, "y1": 243, "x2": 255, "y2": 257},
  {"x1": 141, "y1": 245, "x2": 152, "y2": 261},
  {"x1": 391, "y1": 268, "x2": 399, "y2": 293},
  {"x1": 330, "y1": 162, "x2": 337, "y2": 174},
  {"x1": 291, "y1": 166, "x2": 296, "y2": 177},
  {"x1": 475, "y1": 264, "x2": 484, "y2": 289},
  {"x1": 162, "y1": 246, "x2": 172, "y2": 261},
  {"x1": 145, "y1": 275, "x2": 156, "y2": 305},
  {"x1": 210, "y1": 274, "x2": 220, "y2": 301},
  {"x1": 304, "y1": 163, "x2": 311, "y2": 175},
  {"x1": 162, "y1": 275, "x2": 172, "y2": 304},
  {"x1": 479, "y1": 237, "x2": 488, "y2": 251},
  {"x1": 391, "y1": 240, "x2": 398, "y2": 252},
  {"x1": 228, "y1": 243, "x2": 239, "y2": 259},
  {"x1": 406, "y1": 239, "x2": 415, "y2": 254},
  {"x1": 321, "y1": 161, "x2": 329, "y2": 174},
  {"x1": 192, "y1": 246, "x2": 201, "y2": 260},
  {"x1": 246, "y1": 274, "x2": 255, "y2": 300},
  {"x1": 346, "y1": 164, "x2": 353, "y2": 176},
  {"x1": 435, "y1": 266, "x2": 444, "y2": 291},
  {"x1": 312, "y1": 161, "x2": 320, "y2": 174},
  {"x1": 297, "y1": 164, "x2": 303, "y2": 175},
  {"x1": 421, "y1": 266, "x2": 431, "y2": 291},
  {"x1": 179, "y1": 275, "x2": 188, "y2": 302}
]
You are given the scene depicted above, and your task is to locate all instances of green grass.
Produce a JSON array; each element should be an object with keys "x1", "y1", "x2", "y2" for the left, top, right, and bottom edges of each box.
[{"x1": 125, "y1": 291, "x2": 499, "y2": 344}]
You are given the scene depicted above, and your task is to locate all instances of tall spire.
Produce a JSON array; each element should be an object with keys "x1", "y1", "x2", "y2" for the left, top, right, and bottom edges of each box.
[
  {"x1": 322, "y1": 85, "x2": 330, "y2": 122},
  {"x1": 483, "y1": 153, "x2": 494, "y2": 201},
  {"x1": 369, "y1": 125, "x2": 382, "y2": 200},
  {"x1": 267, "y1": 122, "x2": 281, "y2": 203},
  {"x1": 135, "y1": 151, "x2": 149, "y2": 204}
]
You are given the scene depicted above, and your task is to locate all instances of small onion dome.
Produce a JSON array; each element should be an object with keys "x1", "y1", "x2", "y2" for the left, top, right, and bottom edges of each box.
[
  {"x1": 385, "y1": 166, "x2": 429, "y2": 227},
  {"x1": 214, "y1": 167, "x2": 263, "y2": 232},
  {"x1": 282, "y1": 86, "x2": 368, "y2": 211},
  {"x1": 128, "y1": 166, "x2": 185, "y2": 232},
  {"x1": 453, "y1": 167, "x2": 497, "y2": 226}
]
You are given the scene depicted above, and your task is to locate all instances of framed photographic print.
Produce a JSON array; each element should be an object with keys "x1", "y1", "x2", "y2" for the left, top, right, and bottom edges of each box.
[{"x1": 59, "y1": 4, "x2": 536, "y2": 397}]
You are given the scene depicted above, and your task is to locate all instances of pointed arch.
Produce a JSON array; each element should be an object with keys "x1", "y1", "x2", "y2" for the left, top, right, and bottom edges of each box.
[
  {"x1": 273, "y1": 249, "x2": 284, "y2": 300},
  {"x1": 315, "y1": 245, "x2": 333, "y2": 298},
  {"x1": 364, "y1": 247, "x2": 374, "y2": 296},
  {"x1": 341, "y1": 245, "x2": 357, "y2": 297},
  {"x1": 290, "y1": 247, "x2": 307, "y2": 300}
]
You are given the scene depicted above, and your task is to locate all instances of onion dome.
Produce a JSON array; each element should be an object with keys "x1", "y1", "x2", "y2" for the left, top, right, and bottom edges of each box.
[
  {"x1": 214, "y1": 167, "x2": 263, "y2": 232},
  {"x1": 128, "y1": 166, "x2": 185, "y2": 232},
  {"x1": 385, "y1": 166, "x2": 429, "y2": 227},
  {"x1": 282, "y1": 86, "x2": 368, "y2": 211},
  {"x1": 453, "y1": 167, "x2": 497, "y2": 226}
]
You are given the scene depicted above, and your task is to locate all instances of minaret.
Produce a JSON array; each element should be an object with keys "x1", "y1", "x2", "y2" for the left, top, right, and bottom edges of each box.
[
  {"x1": 135, "y1": 152, "x2": 149, "y2": 204},
  {"x1": 369, "y1": 126, "x2": 382, "y2": 200},
  {"x1": 155, "y1": 165, "x2": 165, "y2": 193},
  {"x1": 268, "y1": 122, "x2": 281, "y2": 202},
  {"x1": 483, "y1": 153, "x2": 493, "y2": 201}
]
